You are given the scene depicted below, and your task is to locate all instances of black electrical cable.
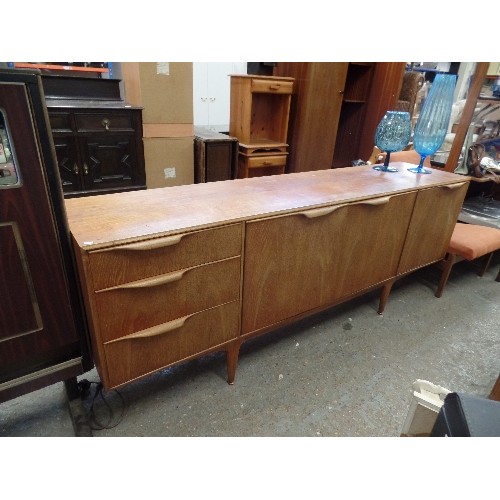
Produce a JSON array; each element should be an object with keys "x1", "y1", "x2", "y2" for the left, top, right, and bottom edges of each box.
[{"x1": 77, "y1": 379, "x2": 126, "y2": 431}]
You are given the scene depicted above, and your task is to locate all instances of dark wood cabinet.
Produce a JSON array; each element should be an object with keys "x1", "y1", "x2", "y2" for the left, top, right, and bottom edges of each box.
[
  {"x1": 47, "y1": 104, "x2": 146, "y2": 198},
  {"x1": 194, "y1": 126, "x2": 238, "y2": 182},
  {"x1": 0, "y1": 69, "x2": 92, "y2": 403}
]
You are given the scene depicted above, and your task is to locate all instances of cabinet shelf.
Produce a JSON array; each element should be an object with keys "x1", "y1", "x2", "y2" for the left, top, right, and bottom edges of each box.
[{"x1": 13, "y1": 63, "x2": 109, "y2": 75}]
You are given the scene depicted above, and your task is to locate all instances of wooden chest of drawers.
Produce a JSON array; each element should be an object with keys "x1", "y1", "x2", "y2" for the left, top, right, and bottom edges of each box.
[{"x1": 72, "y1": 220, "x2": 243, "y2": 388}]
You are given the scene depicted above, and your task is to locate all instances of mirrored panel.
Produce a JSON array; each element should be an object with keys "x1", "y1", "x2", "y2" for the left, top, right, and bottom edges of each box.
[{"x1": 0, "y1": 109, "x2": 20, "y2": 187}]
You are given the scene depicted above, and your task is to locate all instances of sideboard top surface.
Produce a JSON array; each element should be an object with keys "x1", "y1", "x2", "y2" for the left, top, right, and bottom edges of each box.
[{"x1": 65, "y1": 164, "x2": 470, "y2": 250}]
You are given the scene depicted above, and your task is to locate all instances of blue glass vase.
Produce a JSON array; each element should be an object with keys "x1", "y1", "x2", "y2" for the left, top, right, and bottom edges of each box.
[
  {"x1": 409, "y1": 73, "x2": 457, "y2": 174},
  {"x1": 372, "y1": 111, "x2": 412, "y2": 173}
]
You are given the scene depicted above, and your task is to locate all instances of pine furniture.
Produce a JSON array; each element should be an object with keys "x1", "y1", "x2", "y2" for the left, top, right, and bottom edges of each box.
[{"x1": 229, "y1": 74, "x2": 294, "y2": 178}]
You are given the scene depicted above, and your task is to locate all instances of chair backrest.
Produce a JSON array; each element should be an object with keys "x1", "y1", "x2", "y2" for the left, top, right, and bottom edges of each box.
[
  {"x1": 369, "y1": 146, "x2": 432, "y2": 167},
  {"x1": 396, "y1": 71, "x2": 425, "y2": 121}
]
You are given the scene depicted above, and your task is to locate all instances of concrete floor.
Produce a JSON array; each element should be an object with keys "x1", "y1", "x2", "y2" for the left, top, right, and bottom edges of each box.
[{"x1": 1, "y1": 256, "x2": 499, "y2": 437}]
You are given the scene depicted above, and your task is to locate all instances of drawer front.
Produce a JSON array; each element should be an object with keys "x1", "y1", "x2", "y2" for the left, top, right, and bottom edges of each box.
[
  {"x1": 95, "y1": 257, "x2": 241, "y2": 343},
  {"x1": 88, "y1": 223, "x2": 243, "y2": 290},
  {"x1": 103, "y1": 300, "x2": 240, "y2": 388},
  {"x1": 48, "y1": 112, "x2": 72, "y2": 132},
  {"x1": 251, "y1": 79, "x2": 293, "y2": 95},
  {"x1": 75, "y1": 113, "x2": 134, "y2": 132},
  {"x1": 246, "y1": 155, "x2": 287, "y2": 169}
]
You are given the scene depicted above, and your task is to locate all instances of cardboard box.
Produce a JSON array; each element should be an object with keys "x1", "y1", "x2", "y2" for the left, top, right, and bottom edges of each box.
[
  {"x1": 121, "y1": 62, "x2": 193, "y2": 125},
  {"x1": 143, "y1": 136, "x2": 194, "y2": 189},
  {"x1": 400, "y1": 379, "x2": 450, "y2": 437}
]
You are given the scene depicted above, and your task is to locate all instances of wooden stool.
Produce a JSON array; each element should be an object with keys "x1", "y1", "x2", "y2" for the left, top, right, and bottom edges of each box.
[{"x1": 435, "y1": 222, "x2": 500, "y2": 298}]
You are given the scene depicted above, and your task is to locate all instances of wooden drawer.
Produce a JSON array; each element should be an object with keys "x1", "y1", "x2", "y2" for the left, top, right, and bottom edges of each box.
[
  {"x1": 94, "y1": 257, "x2": 241, "y2": 343},
  {"x1": 48, "y1": 112, "x2": 72, "y2": 132},
  {"x1": 75, "y1": 113, "x2": 134, "y2": 132},
  {"x1": 251, "y1": 79, "x2": 293, "y2": 95},
  {"x1": 88, "y1": 223, "x2": 243, "y2": 290},
  {"x1": 245, "y1": 155, "x2": 287, "y2": 169},
  {"x1": 103, "y1": 300, "x2": 240, "y2": 388}
]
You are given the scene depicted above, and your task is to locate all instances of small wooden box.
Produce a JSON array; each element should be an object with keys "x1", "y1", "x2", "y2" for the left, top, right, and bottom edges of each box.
[{"x1": 194, "y1": 126, "x2": 238, "y2": 183}]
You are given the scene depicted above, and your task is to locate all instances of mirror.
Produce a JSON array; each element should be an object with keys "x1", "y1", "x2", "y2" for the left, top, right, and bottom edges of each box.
[{"x1": 0, "y1": 109, "x2": 20, "y2": 187}]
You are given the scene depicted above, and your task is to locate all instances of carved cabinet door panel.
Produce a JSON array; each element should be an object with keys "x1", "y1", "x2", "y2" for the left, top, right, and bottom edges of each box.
[
  {"x1": 80, "y1": 134, "x2": 140, "y2": 192},
  {"x1": 52, "y1": 134, "x2": 82, "y2": 193}
]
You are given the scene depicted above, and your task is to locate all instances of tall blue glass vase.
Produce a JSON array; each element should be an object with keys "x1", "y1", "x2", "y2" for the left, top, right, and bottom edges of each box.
[{"x1": 409, "y1": 73, "x2": 457, "y2": 174}]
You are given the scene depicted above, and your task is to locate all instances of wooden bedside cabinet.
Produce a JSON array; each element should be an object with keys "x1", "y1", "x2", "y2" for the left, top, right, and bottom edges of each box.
[{"x1": 229, "y1": 74, "x2": 294, "y2": 178}]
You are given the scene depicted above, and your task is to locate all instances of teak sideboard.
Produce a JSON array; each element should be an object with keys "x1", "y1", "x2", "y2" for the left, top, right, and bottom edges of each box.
[{"x1": 65, "y1": 165, "x2": 469, "y2": 390}]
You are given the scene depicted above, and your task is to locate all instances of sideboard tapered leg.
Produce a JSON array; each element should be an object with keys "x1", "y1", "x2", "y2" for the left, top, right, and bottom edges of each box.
[
  {"x1": 378, "y1": 279, "x2": 395, "y2": 315},
  {"x1": 226, "y1": 343, "x2": 240, "y2": 385}
]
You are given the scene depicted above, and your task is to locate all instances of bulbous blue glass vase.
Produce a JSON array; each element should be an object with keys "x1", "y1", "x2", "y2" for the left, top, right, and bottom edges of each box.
[
  {"x1": 409, "y1": 73, "x2": 457, "y2": 174},
  {"x1": 373, "y1": 111, "x2": 412, "y2": 172}
]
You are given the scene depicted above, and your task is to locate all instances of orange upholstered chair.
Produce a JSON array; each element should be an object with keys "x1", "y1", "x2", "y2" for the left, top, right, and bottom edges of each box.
[
  {"x1": 435, "y1": 222, "x2": 500, "y2": 297},
  {"x1": 369, "y1": 147, "x2": 432, "y2": 168}
]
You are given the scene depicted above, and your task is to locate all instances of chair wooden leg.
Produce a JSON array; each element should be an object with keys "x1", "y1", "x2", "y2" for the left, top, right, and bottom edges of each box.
[
  {"x1": 489, "y1": 375, "x2": 500, "y2": 402},
  {"x1": 478, "y1": 252, "x2": 494, "y2": 277},
  {"x1": 435, "y1": 253, "x2": 457, "y2": 298}
]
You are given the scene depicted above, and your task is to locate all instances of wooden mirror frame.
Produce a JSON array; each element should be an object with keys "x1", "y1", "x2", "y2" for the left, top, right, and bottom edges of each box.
[{"x1": 444, "y1": 62, "x2": 489, "y2": 173}]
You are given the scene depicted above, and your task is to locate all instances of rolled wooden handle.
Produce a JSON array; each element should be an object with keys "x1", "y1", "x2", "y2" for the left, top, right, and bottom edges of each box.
[
  {"x1": 116, "y1": 234, "x2": 184, "y2": 251},
  {"x1": 358, "y1": 196, "x2": 391, "y2": 206},
  {"x1": 105, "y1": 269, "x2": 187, "y2": 291},
  {"x1": 443, "y1": 182, "x2": 467, "y2": 190},
  {"x1": 300, "y1": 197, "x2": 390, "y2": 219},
  {"x1": 116, "y1": 314, "x2": 192, "y2": 341},
  {"x1": 301, "y1": 205, "x2": 345, "y2": 218}
]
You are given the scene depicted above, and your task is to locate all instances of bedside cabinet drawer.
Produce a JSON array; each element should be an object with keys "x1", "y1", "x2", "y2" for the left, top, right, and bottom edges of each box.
[
  {"x1": 103, "y1": 300, "x2": 240, "y2": 388},
  {"x1": 251, "y1": 79, "x2": 293, "y2": 95},
  {"x1": 95, "y1": 257, "x2": 241, "y2": 342},
  {"x1": 88, "y1": 223, "x2": 243, "y2": 290},
  {"x1": 245, "y1": 155, "x2": 287, "y2": 169}
]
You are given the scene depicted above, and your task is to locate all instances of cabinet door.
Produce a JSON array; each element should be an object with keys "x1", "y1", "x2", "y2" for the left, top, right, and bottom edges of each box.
[
  {"x1": 80, "y1": 134, "x2": 142, "y2": 193},
  {"x1": 274, "y1": 62, "x2": 349, "y2": 173},
  {"x1": 242, "y1": 192, "x2": 416, "y2": 334},
  {"x1": 0, "y1": 79, "x2": 82, "y2": 396},
  {"x1": 52, "y1": 134, "x2": 82, "y2": 193},
  {"x1": 193, "y1": 62, "x2": 246, "y2": 132},
  {"x1": 398, "y1": 182, "x2": 469, "y2": 274}
]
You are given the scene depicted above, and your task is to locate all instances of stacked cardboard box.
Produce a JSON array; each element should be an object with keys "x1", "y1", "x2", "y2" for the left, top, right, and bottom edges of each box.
[{"x1": 121, "y1": 62, "x2": 194, "y2": 188}]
